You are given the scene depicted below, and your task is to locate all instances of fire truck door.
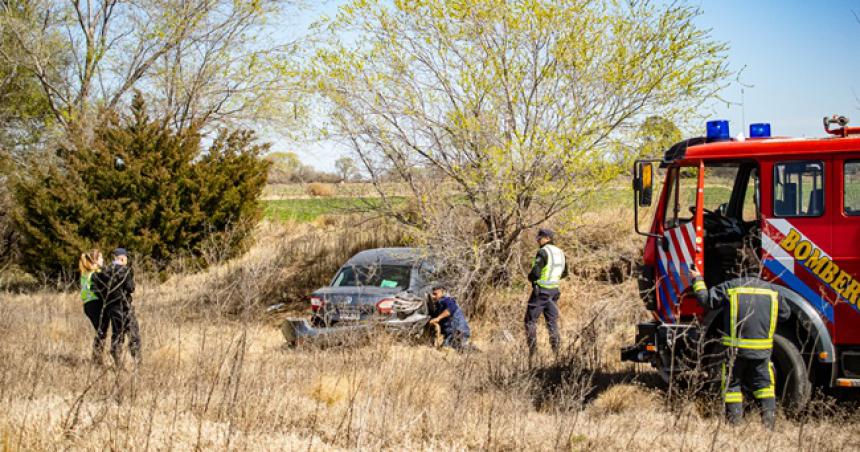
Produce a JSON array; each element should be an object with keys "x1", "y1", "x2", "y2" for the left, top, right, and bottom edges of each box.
[
  {"x1": 833, "y1": 156, "x2": 860, "y2": 343},
  {"x1": 655, "y1": 163, "x2": 705, "y2": 322}
]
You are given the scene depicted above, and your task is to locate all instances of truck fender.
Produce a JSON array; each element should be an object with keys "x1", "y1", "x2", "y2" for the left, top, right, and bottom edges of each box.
[
  {"x1": 775, "y1": 285, "x2": 835, "y2": 364},
  {"x1": 695, "y1": 282, "x2": 834, "y2": 364}
]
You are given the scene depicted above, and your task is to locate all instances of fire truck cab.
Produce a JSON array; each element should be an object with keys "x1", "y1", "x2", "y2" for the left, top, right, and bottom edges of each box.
[{"x1": 623, "y1": 117, "x2": 860, "y2": 408}]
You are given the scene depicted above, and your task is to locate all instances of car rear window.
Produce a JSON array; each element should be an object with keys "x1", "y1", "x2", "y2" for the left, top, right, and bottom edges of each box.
[{"x1": 332, "y1": 265, "x2": 412, "y2": 289}]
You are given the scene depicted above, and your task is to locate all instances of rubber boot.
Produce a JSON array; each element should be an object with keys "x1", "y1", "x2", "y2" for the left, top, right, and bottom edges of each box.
[
  {"x1": 726, "y1": 402, "x2": 743, "y2": 426},
  {"x1": 759, "y1": 398, "x2": 776, "y2": 431}
]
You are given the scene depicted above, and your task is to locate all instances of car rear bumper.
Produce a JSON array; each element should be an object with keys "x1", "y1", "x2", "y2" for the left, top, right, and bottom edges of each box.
[{"x1": 282, "y1": 313, "x2": 430, "y2": 346}]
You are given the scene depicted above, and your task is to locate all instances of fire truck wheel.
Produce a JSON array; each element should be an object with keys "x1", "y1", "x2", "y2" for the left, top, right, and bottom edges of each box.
[{"x1": 771, "y1": 334, "x2": 811, "y2": 412}]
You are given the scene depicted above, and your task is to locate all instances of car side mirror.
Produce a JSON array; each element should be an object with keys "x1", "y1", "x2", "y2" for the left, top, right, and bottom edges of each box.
[
  {"x1": 634, "y1": 161, "x2": 653, "y2": 207},
  {"x1": 718, "y1": 202, "x2": 729, "y2": 217}
]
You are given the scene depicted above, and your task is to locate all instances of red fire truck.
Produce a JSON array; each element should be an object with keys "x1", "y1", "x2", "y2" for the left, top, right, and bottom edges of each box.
[{"x1": 622, "y1": 116, "x2": 860, "y2": 408}]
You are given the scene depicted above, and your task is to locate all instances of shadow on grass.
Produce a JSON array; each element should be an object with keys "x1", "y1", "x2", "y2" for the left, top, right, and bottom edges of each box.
[{"x1": 530, "y1": 362, "x2": 665, "y2": 411}]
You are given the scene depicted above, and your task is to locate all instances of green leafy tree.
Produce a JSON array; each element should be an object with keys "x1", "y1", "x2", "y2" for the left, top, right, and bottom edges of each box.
[
  {"x1": 334, "y1": 156, "x2": 358, "y2": 182},
  {"x1": 636, "y1": 116, "x2": 682, "y2": 159},
  {"x1": 11, "y1": 93, "x2": 270, "y2": 276},
  {"x1": 312, "y1": 0, "x2": 730, "y2": 308},
  {"x1": 265, "y1": 151, "x2": 303, "y2": 183}
]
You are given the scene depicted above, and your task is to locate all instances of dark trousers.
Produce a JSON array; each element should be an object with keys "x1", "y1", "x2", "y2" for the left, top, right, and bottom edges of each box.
[
  {"x1": 83, "y1": 301, "x2": 109, "y2": 361},
  {"x1": 524, "y1": 287, "x2": 560, "y2": 357},
  {"x1": 722, "y1": 355, "x2": 776, "y2": 426},
  {"x1": 110, "y1": 302, "x2": 141, "y2": 365}
]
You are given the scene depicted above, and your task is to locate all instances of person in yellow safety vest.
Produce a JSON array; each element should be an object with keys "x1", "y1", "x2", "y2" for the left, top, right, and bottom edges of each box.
[
  {"x1": 79, "y1": 249, "x2": 107, "y2": 364},
  {"x1": 690, "y1": 267, "x2": 790, "y2": 429},
  {"x1": 525, "y1": 228, "x2": 568, "y2": 362}
]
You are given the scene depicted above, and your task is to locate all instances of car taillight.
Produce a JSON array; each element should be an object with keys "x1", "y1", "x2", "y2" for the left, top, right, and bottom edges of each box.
[
  {"x1": 310, "y1": 296, "x2": 324, "y2": 311},
  {"x1": 376, "y1": 298, "x2": 395, "y2": 315}
]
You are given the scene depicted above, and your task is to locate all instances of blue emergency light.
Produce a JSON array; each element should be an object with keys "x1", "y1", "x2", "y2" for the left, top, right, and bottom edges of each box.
[
  {"x1": 706, "y1": 120, "x2": 730, "y2": 141},
  {"x1": 749, "y1": 123, "x2": 772, "y2": 138}
]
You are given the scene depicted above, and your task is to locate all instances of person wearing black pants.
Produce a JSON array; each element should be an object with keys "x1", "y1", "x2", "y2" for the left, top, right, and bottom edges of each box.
[
  {"x1": 525, "y1": 229, "x2": 568, "y2": 363},
  {"x1": 93, "y1": 248, "x2": 141, "y2": 368}
]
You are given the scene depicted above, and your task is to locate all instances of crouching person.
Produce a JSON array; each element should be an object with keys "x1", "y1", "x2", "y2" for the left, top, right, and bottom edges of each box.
[{"x1": 428, "y1": 286, "x2": 472, "y2": 351}]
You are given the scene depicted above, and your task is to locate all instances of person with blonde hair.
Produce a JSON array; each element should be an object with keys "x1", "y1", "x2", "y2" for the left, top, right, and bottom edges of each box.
[{"x1": 79, "y1": 249, "x2": 107, "y2": 364}]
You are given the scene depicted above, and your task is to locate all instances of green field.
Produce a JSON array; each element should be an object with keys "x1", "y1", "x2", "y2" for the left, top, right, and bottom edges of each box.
[
  {"x1": 263, "y1": 198, "x2": 367, "y2": 222},
  {"x1": 263, "y1": 197, "x2": 406, "y2": 222}
]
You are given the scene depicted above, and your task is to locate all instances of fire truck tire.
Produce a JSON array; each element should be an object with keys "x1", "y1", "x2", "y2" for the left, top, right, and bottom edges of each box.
[{"x1": 771, "y1": 334, "x2": 811, "y2": 411}]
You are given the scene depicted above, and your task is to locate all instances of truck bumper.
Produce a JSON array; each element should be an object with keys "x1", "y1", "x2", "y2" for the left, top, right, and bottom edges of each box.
[
  {"x1": 620, "y1": 322, "x2": 659, "y2": 363},
  {"x1": 620, "y1": 321, "x2": 702, "y2": 366}
]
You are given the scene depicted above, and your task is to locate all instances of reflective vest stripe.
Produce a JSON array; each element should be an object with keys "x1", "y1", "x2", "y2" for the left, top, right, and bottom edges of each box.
[
  {"x1": 536, "y1": 244, "x2": 565, "y2": 289},
  {"x1": 80, "y1": 272, "x2": 98, "y2": 303},
  {"x1": 692, "y1": 279, "x2": 706, "y2": 292},
  {"x1": 724, "y1": 287, "x2": 779, "y2": 351},
  {"x1": 721, "y1": 337, "x2": 773, "y2": 349}
]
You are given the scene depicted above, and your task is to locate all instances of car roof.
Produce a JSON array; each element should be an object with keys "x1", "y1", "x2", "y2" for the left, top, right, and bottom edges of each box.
[{"x1": 344, "y1": 247, "x2": 426, "y2": 266}]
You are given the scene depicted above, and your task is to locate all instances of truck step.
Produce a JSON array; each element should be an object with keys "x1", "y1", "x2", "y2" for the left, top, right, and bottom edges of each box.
[{"x1": 836, "y1": 378, "x2": 860, "y2": 388}]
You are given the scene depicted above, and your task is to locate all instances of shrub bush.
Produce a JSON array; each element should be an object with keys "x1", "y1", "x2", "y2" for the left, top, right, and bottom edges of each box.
[{"x1": 11, "y1": 93, "x2": 270, "y2": 276}]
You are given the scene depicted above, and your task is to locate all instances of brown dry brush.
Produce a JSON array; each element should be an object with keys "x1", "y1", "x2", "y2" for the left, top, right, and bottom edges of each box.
[{"x1": 168, "y1": 218, "x2": 411, "y2": 316}]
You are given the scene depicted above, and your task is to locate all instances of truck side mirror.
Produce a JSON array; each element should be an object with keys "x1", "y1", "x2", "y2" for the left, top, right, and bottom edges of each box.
[{"x1": 635, "y1": 161, "x2": 653, "y2": 207}]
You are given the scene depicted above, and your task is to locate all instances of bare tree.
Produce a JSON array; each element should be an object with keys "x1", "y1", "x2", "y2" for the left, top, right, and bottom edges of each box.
[
  {"x1": 0, "y1": 0, "x2": 303, "y2": 142},
  {"x1": 312, "y1": 0, "x2": 730, "y2": 307}
]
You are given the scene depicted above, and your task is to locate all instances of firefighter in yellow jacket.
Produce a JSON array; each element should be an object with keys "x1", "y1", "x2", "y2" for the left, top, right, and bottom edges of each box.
[{"x1": 690, "y1": 267, "x2": 790, "y2": 429}]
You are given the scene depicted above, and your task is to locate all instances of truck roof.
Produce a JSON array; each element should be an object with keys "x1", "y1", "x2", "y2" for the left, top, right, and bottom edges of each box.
[{"x1": 664, "y1": 135, "x2": 860, "y2": 164}]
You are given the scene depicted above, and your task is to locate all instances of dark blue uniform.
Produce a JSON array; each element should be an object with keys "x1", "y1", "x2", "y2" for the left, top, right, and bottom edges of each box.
[
  {"x1": 693, "y1": 276, "x2": 790, "y2": 428},
  {"x1": 429, "y1": 296, "x2": 471, "y2": 349}
]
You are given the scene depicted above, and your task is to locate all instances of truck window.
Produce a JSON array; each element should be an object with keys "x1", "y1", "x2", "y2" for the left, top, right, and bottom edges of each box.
[
  {"x1": 742, "y1": 168, "x2": 760, "y2": 222},
  {"x1": 704, "y1": 165, "x2": 739, "y2": 214},
  {"x1": 846, "y1": 160, "x2": 860, "y2": 215},
  {"x1": 773, "y1": 161, "x2": 824, "y2": 217},
  {"x1": 662, "y1": 167, "x2": 697, "y2": 229}
]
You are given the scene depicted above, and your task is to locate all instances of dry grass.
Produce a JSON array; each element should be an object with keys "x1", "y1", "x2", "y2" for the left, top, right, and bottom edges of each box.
[
  {"x1": 1, "y1": 209, "x2": 858, "y2": 450},
  {"x1": 306, "y1": 183, "x2": 336, "y2": 197}
]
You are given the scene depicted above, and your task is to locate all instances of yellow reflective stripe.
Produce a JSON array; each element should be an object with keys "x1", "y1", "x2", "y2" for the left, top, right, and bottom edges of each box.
[
  {"x1": 754, "y1": 362, "x2": 777, "y2": 399},
  {"x1": 721, "y1": 337, "x2": 773, "y2": 349},
  {"x1": 724, "y1": 287, "x2": 780, "y2": 349},
  {"x1": 727, "y1": 288, "x2": 739, "y2": 346},
  {"x1": 693, "y1": 280, "x2": 706, "y2": 292},
  {"x1": 725, "y1": 392, "x2": 743, "y2": 403},
  {"x1": 721, "y1": 362, "x2": 743, "y2": 403},
  {"x1": 754, "y1": 388, "x2": 775, "y2": 399},
  {"x1": 768, "y1": 291, "x2": 778, "y2": 340}
]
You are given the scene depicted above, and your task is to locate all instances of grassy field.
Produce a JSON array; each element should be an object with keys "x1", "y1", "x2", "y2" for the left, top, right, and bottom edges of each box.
[
  {"x1": 263, "y1": 198, "x2": 368, "y2": 222},
  {"x1": 1, "y1": 208, "x2": 858, "y2": 451}
]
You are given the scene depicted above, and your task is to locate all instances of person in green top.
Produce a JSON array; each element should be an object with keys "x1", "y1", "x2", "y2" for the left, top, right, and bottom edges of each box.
[{"x1": 79, "y1": 249, "x2": 107, "y2": 364}]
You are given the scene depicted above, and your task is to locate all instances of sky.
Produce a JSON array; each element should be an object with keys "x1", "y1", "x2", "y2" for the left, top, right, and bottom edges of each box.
[{"x1": 278, "y1": 1, "x2": 860, "y2": 171}]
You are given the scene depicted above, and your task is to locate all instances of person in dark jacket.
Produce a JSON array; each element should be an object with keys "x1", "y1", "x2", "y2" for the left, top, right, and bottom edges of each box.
[
  {"x1": 525, "y1": 228, "x2": 568, "y2": 361},
  {"x1": 690, "y1": 267, "x2": 791, "y2": 429},
  {"x1": 93, "y1": 248, "x2": 141, "y2": 368},
  {"x1": 428, "y1": 286, "x2": 472, "y2": 350}
]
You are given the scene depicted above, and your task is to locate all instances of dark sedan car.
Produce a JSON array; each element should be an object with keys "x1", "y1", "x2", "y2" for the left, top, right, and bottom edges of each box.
[{"x1": 310, "y1": 247, "x2": 436, "y2": 326}]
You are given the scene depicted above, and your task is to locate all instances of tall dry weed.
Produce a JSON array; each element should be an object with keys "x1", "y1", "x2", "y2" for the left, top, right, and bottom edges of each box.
[{"x1": 2, "y1": 206, "x2": 859, "y2": 450}]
